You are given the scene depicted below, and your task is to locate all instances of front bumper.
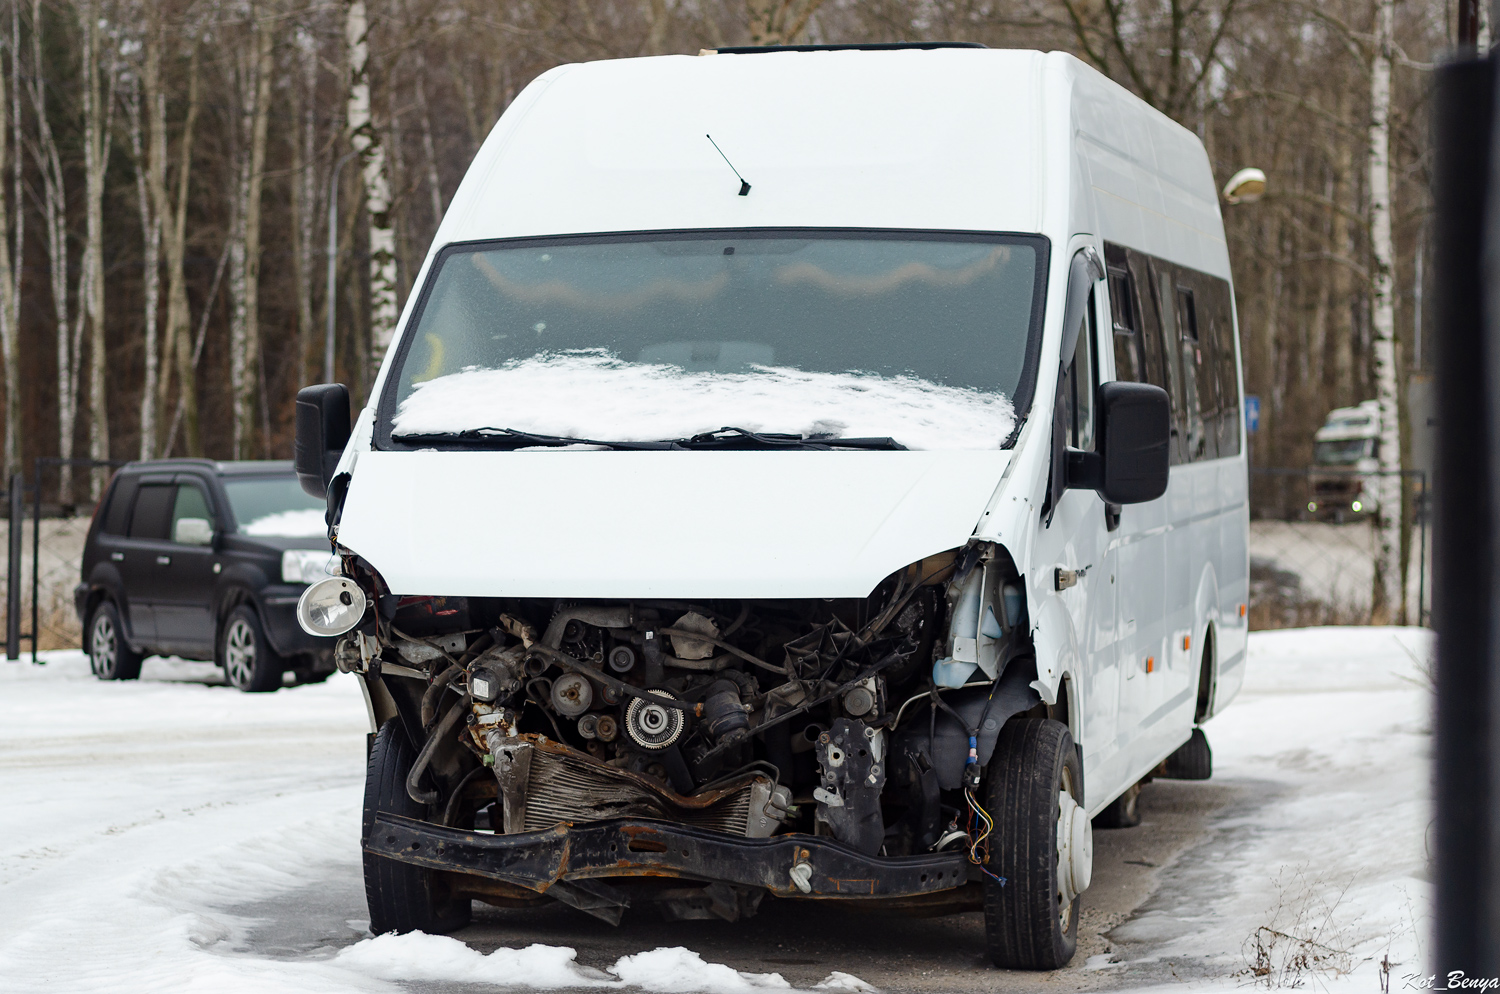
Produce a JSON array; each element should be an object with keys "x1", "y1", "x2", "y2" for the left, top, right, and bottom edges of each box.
[{"x1": 366, "y1": 813, "x2": 970, "y2": 905}]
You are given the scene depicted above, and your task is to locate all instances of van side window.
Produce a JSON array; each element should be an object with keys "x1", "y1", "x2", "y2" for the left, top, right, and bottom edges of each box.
[
  {"x1": 1208, "y1": 279, "x2": 1241, "y2": 456},
  {"x1": 1063, "y1": 289, "x2": 1098, "y2": 451},
  {"x1": 1172, "y1": 282, "x2": 1210, "y2": 461},
  {"x1": 127, "y1": 484, "x2": 175, "y2": 540},
  {"x1": 1108, "y1": 269, "x2": 1144, "y2": 383}
]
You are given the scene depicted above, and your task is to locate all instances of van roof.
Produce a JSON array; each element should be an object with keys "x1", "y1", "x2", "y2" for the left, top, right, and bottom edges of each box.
[{"x1": 428, "y1": 49, "x2": 1227, "y2": 278}]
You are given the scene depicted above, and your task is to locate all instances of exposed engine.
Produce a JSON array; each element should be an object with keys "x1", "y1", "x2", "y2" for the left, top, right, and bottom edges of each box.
[{"x1": 339, "y1": 544, "x2": 1039, "y2": 862}]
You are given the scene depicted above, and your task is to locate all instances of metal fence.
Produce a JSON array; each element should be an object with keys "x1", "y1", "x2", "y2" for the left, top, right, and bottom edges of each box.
[
  {"x1": 3, "y1": 457, "x2": 125, "y2": 662},
  {"x1": 1249, "y1": 467, "x2": 1430, "y2": 629}
]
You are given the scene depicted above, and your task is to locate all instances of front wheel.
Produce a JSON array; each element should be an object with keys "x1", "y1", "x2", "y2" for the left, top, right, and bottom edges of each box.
[
  {"x1": 363, "y1": 719, "x2": 472, "y2": 935},
  {"x1": 220, "y1": 605, "x2": 283, "y2": 693},
  {"x1": 982, "y1": 718, "x2": 1091, "y2": 970},
  {"x1": 88, "y1": 601, "x2": 142, "y2": 681}
]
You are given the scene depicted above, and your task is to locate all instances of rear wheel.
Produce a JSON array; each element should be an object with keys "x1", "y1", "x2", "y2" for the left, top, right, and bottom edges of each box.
[
  {"x1": 1093, "y1": 781, "x2": 1142, "y2": 829},
  {"x1": 220, "y1": 605, "x2": 283, "y2": 693},
  {"x1": 363, "y1": 719, "x2": 473, "y2": 935},
  {"x1": 982, "y1": 718, "x2": 1090, "y2": 970},
  {"x1": 88, "y1": 601, "x2": 142, "y2": 681}
]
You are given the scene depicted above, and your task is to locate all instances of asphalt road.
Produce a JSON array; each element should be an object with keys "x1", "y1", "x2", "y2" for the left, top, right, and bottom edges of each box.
[{"x1": 236, "y1": 778, "x2": 1243, "y2": 992}]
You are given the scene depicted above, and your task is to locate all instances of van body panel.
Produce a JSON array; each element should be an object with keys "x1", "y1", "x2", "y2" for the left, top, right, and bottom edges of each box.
[{"x1": 336, "y1": 449, "x2": 1010, "y2": 599}]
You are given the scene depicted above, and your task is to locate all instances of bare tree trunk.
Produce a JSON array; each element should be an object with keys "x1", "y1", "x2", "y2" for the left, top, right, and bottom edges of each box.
[
  {"x1": 345, "y1": 0, "x2": 398, "y2": 371},
  {"x1": 126, "y1": 72, "x2": 161, "y2": 460},
  {"x1": 80, "y1": 0, "x2": 119, "y2": 495},
  {"x1": 746, "y1": 0, "x2": 826, "y2": 45},
  {"x1": 230, "y1": 12, "x2": 274, "y2": 459},
  {"x1": 1368, "y1": 0, "x2": 1402, "y2": 623},
  {"x1": 291, "y1": 25, "x2": 318, "y2": 390},
  {"x1": 0, "y1": 0, "x2": 20, "y2": 481},
  {"x1": 158, "y1": 43, "x2": 200, "y2": 456},
  {"x1": 29, "y1": 0, "x2": 77, "y2": 502}
]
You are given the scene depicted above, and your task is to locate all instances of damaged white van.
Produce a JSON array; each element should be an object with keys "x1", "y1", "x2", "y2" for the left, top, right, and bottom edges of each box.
[{"x1": 293, "y1": 43, "x2": 1248, "y2": 970}]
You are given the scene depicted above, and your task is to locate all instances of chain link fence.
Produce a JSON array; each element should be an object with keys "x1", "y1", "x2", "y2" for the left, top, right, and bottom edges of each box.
[
  {"x1": 3, "y1": 458, "x2": 123, "y2": 660},
  {"x1": 1249, "y1": 467, "x2": 1430, "y2": 629}
]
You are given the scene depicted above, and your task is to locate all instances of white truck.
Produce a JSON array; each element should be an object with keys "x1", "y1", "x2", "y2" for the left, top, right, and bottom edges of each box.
[
  {"x1": 292, "y1": 43, "x2": 1248, "y2": 970},
  {"x1": 1308, "y1": 400, "x2": 1382, "y2": 521}
]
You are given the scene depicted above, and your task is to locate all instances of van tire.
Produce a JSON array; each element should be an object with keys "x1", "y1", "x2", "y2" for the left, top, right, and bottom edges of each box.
[
  {"x1": 88, "y1": 601, "x2": 143, "y2": 681},
  {"x1": 362, "y1": 719, "x2": 472, "y2": 936},
  {"x1": 1160, "y1": 727, "x2": 1212, "y2": 780},
  {"x1": 982, "y1": 718, "x2": 1084, "y2": 970},
  {"x1": 220, "y1": 605, "x2": 283, "y2": 693},
  {"x1": 1093, "y1": 781, "x2": 1142, "y2": 829}
]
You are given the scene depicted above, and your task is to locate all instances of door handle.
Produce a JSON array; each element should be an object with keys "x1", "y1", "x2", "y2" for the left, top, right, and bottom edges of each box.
[
  {"x1": 156, "y1": 555, "x2": 171, "y2": 566},
  {"x1": 110, "y1": 552, "x2": 123, "y2": 562}
]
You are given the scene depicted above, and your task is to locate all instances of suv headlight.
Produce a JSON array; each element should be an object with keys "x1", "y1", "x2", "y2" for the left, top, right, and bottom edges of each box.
[{"x1": 282, "y1": 549, "x2": 338, "y2": 584}]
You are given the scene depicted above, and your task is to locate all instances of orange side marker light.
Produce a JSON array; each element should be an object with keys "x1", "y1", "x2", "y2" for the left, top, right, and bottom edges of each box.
[
  {"x1": 1183, "y1": 635, "x2": 1191, "y2": 651},
  {"x1": 1239, "y1": 603, "x2": 1247, "y2": 617},
  {"x1": 1145, "y1": 656, "x2": 1155, "y2": 674}
]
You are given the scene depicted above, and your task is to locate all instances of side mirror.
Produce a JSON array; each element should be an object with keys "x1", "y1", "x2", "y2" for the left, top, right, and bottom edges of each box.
[
  {"x1": 173, "y1": 517, "x2": 213, "y2": 546},
  {"x1": 1066, "y1": 381, "x2": 1171, "y2": 504},
  {"x1": 295, "y1": 384, "x2": 351, "y2": 499}
]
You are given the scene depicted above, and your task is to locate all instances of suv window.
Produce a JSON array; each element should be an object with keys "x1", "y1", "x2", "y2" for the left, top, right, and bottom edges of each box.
[
  {"x1": 127, "y1": 484, "x2": 175, "y2": 540},
  {"x1": 170, "y1": 484, "x2": 212, "y2": 542},
  {"x1": 102, "y1": 477, "x2": 137, "y2": 535}
]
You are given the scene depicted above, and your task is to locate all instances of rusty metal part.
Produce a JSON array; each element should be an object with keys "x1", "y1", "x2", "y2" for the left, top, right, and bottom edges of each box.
[
  {"x1": 497, "y1": 614, "x2": 538, "y2": 648},
  {"x1": 366, "y1": 812, "x2": 970, "y2": 905},
  {"x1": 493, "y1": 735, "x2": 766, "y2": 835}
]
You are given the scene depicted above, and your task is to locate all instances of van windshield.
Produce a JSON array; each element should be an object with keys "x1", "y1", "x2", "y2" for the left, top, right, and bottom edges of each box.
[{"x1": 380, "y1": 231, "x2": 1047, "y2": 451}]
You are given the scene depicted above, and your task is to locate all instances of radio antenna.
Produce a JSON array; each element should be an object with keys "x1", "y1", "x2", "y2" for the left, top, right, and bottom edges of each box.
[{"x1": 706, "y1": 135, "x2": 751, "y2": 196}]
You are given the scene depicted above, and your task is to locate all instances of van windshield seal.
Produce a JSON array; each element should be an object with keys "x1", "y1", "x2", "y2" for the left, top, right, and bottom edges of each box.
[{"x1": 374, "y1": 228, "x2": 1050, "y2": 452}]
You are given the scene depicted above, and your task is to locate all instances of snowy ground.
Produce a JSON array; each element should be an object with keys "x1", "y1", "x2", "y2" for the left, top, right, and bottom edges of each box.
[{"x1": 0, "y1": 627, "x2": 1431, "y2": 992}]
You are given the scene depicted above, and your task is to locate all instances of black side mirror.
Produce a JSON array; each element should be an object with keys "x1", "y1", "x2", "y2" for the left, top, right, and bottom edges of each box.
[
  {"x1": 295, "y1": 384, "x2": 351, "y2": 499},
  {"x1": 1066, "y1": 381, "x2": 1171, "y2": 504}
]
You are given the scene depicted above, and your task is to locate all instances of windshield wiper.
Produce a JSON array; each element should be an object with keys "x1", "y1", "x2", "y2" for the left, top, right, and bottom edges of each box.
[
  {"x1": 393, "y1": 428, "x2": 675, "y2": 450},
  {"x1": 667, "y1": 427, "x2": 907, "y2": 451},
  {"x1": 394, "y1": 426, "x2": 907, "y2": 451}
]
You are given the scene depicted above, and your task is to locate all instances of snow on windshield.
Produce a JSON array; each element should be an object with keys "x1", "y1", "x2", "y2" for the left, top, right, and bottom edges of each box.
[
  {"x1": 239, "y1": 508, "x2": 328, "y2": 537},
  {"x1": 391, "y1": 351, "x2": 1016, "y2": 451}
]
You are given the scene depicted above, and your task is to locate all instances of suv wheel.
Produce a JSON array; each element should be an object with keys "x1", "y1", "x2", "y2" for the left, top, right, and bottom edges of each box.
[
  {"x1": 220, "y1": 605, "x2": 283, "y2": 693},
  {"x1": 88, "y1": 601, "x2": 142, "y2": 681},
  {"x1": 982, "y1": 718, "x2": 1090, "y2": 970}
]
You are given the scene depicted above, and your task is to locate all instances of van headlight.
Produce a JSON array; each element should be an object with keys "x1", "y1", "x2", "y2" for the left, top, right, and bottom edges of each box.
[
  {"x1": 297, "y1": 576, "x2": 368, "y2": 637},
  {"x1": 282, "y1": 549, "x2": 338, "y2": 584}
]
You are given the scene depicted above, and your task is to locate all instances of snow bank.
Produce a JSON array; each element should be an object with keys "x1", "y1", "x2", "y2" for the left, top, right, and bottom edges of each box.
[
  {"x1": 1114, "y1": 626, "x2": 1432, "y2": 991},
  {"x1": 393, "y1": 352, "x2": 1015, "y2": 451}
]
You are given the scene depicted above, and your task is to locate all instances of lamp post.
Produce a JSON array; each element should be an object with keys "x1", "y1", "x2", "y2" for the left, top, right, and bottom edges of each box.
[{"x1": 325, "y1": 150, "x2": 359, "y2": 384}]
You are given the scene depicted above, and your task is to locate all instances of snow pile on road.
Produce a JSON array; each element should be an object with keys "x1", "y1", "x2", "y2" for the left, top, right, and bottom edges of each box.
[
  {"x1": 1115, "y1": 625, "x2": 1432, "y2": 991},
  {"x1": 392, "y1": 351, "x2": 1016, "y2": 451}
]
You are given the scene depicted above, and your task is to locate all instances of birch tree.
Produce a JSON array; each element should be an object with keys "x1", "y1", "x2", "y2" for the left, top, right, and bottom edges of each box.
[
  {"x1": 0, "y1": 0, "x2": 22, "y2": 481},
  {"x1": 154, "y1": 37, "x2": 202, "y2": 456},
  {"x1": 79, "y1": 0, "x2": 120, "y2": 496},
  {"x1": 290, "y1": 23, "x2": 319, "y2": 390},
  {"x1": 123, "y1": 64, "x2": 161, "y2": 460},
  {"x1": 27, "y1": 0, "x2": 82, "y2": 502},
  {"x1": 1367, "y1": 0, "x2": 1401, "y2": 622},
  {"x1": 346, "y1": 0, "x2": 399, "y2": 373},
  {"x1": 228, "y1": 9, "x2": 274, "y2": 459}
]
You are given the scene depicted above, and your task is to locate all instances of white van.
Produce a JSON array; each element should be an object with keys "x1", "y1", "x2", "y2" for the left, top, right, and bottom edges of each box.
[{"x1": 294, "y1": 43, "x2": 1248, "y2": 970}]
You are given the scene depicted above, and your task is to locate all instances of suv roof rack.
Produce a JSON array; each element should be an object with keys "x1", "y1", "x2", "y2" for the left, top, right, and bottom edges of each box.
[{"x1": 705, "y1": 42, "x2": 988, "y2": 54}]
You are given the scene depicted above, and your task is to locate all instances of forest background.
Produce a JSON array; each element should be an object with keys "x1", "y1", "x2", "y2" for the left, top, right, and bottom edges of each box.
[{"x1": 0, "y1": 0, "x2": 1451, "y2": 529}]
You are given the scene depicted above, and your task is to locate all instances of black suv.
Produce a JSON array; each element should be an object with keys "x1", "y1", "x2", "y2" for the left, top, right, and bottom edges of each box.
[{"x1": 75, "y1": 459, "x2": 338, "y2": 691}]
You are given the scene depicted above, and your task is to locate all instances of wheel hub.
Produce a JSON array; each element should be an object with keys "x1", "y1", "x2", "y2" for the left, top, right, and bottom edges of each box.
[{"x1": 1056, "y1": 789, "x2": 1094, "y2": 907}]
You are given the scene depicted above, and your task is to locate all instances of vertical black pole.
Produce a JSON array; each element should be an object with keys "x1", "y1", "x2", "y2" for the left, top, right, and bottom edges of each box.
[
  {"x1": 30, "y1": 459, "x2": 39, "y2": 664},
  {"x1": 6, "y1": 473, "x2": 20, "y2": 660},
  {"x1": 1432, "y1": 54, "x2": 1496, "y2": 972},
  {"x1": 1419, "y1": 473, "x2": 1428, "y2": 628}
]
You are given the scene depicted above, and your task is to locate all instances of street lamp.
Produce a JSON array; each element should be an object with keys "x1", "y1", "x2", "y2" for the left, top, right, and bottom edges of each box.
[
  {"x1": 1222, "y1": 167, "x2": 1267, "y2": 204},
  {"x1": 325, "y1": 150, "x2": 359, "y2": 384}
]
